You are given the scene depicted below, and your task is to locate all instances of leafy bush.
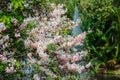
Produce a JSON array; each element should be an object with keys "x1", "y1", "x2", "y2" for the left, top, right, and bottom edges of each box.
[{"x1": 80, "y1": 0, "x2": 120, "y2": 71}]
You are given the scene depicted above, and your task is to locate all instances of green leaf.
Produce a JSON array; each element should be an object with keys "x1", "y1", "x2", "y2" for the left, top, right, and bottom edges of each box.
[{"x1": 15, "y1": 61, "x2": 20, "y2": 68}]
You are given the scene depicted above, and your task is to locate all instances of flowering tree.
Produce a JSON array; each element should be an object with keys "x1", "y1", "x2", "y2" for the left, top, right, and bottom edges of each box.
[
  {"x1": 23, "y1": 3, "x2": 91, "y2": 79},
  {"x1": 0, "y1": 3, "x2": 91, "y2": 79}
]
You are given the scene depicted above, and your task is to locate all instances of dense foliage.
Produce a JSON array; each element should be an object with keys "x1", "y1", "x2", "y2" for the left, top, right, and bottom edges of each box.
[{"x1": 80, "y1": 0, "x2": 120, "y2": 71}]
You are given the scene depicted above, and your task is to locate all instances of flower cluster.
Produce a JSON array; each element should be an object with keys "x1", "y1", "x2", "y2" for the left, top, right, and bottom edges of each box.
[
  {"x1": 24, "y1": 3, "x2": 91, "y2": 79},
  {"x1": 5, "y1": 59, "x2": 17, "y2": 73},
  {"x1": 0, "y1": 23, "x2": 17, "y2": 73}
]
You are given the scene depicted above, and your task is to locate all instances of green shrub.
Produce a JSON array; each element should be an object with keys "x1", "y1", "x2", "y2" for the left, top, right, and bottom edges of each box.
[{"x1": 80, "y1": 0, "x2": 120, "y2": 71}]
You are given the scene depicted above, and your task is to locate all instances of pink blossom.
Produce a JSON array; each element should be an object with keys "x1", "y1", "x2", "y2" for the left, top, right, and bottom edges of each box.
[
  {"x1": 27, "y1": 53, "x2": 32, "y2": 59},
  {"x1": 31, "y1": 42, "x2": 38, "y2": 49},
  {"x1": 67, "y1": 63, "x2": 78, "y2": 71},
  {"x1": 51, "y1": 21, "x2": 59, "y2": 27},
  {"x1": 77, "y1": 66, "x2": 85, "y2": 74},
  {"x1": 6, "y1": 67, "x2": 12, "y2": 73},
  {"x1": 51, "y1": 10, "x2": 60, "y2": 17},
  {"x1": 39, "y1": 53, "x2": 49, "y2": 60},
  {"x1": 24, "y1": 39, "x2": 32, "y2": 49},
  {"x1": 71, "y1": 55, "x2": 82, "y2": 63},
  {"x1": 0, "y1": 54, "x2": 7, "y2": 63},
  {"x1": 0, "y1": 54, "x2": 4, "y2": 59},
  {"x1": 80, "y1": 32, "x2": 86, "y2": 40},
  {"x1": 3, "y1": 35, "x2": 9, "y2": 41},
  {"x1": 19, "y1": 23, "x2": 26, "y2": 30},
  {"x1": 15, "y1": 33, "x2": 20, "y2": 38},
  {"x1": 27, "y1": 53, "x2": 36, "y2": 63},
  {"x1": 33, "y1": 74, "x2": 40, "y2": 80},
  {"x1": 12, "y1": 18, "x2": 18, "y2": 26},
  {"x1": 5, "y1": 67, "x2": 16, "y2": 73},
  {"x1": 81, "y1": 50, "x2": 88, "y2": 55},
  {"x1": 58, "y1": 54, "x2": 69, "y2": 64},
  {"x1": 53, "y1": 36, "x2": 61, "y2": 43},
  {"x1": 85, "y1": 61, "x2": 91, "y2": 69},
  {"x1": 52, "y1": 74, "x2": 57, "y2": 78},
  {"x1": 15, "y1": 29, "x2": 19, "y2": 32},
  {"x1": 0, "y1": 39, "x2": 4, "y2": 45}
]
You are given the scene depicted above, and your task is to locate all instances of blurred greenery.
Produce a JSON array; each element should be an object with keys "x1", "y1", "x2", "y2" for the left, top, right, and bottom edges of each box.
[{"x1": 79, "y1": 0, "x2": 120, "y2": 72}]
